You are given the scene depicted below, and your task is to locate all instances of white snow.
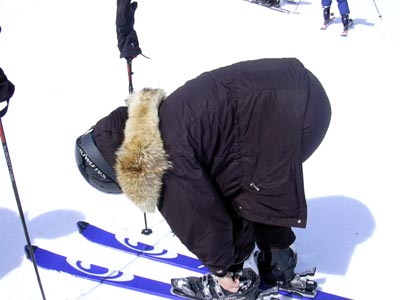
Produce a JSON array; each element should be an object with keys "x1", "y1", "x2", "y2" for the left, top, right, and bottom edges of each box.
[{"x1": 0, "y1": 0, "x2": 399, "y2": 299}]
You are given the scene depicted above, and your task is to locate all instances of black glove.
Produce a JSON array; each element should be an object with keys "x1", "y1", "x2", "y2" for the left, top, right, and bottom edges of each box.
[
  {"x1": 116, "y1": 0, "x2": 142, "y2": 59},
  {"x1": 0, "y1": 68, "x2": 15, "y2": 118}
]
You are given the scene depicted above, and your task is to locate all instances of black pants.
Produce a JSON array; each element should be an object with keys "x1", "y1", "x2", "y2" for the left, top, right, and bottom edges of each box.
[{"x1": 230, "y1": 70, "x2": 331, "y2": 267}]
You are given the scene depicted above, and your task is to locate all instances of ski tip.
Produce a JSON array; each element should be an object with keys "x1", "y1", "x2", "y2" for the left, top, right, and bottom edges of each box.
[
  {"x1": 77, "y1": 221, "x2": 89, "y2": 233},
  {"x1": 24, "y1": 245, "x2": 38, "y2": 260}
]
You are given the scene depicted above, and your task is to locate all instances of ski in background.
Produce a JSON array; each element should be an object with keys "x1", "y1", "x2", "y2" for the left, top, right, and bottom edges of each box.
[
  {"x1": 320, "y1": 12, "x2": 354, "y2": 36},
  {"x1": 242, "y1": 0, "x2": 299, "y2": 14}
]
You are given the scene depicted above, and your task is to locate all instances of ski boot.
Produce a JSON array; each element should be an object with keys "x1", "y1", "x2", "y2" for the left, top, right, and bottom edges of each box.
[
  {"x1": 341, "y1": 14, "x2": 353, "y2": 36},
  {"x1": 171, "y1": 268, "x2": 260, "y2": 300},
  {"x1": 258, "y1": 247, "x2": 318, "y2": 298},
  {"x1": 321, "y1": 6, "x2": 334, "y2": 30}
]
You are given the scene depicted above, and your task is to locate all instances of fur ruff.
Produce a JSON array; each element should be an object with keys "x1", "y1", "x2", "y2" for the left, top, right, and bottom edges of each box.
[{"x1": 115, "y1": 88, "x2": 171, "y2": 213}]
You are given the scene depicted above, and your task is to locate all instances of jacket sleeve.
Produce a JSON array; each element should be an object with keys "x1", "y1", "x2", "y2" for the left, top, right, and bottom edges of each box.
[{"x1": 158, "y1": 150, "x2": 236, "y2": 276}]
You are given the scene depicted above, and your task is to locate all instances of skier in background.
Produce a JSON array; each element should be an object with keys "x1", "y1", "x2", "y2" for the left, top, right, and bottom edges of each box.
[
  {"x1": 321, "y1": 0, "x2": 351, "y2": 33},
  {"x1": 75, "y1": 58, "x2": 331, "y2": 299}
]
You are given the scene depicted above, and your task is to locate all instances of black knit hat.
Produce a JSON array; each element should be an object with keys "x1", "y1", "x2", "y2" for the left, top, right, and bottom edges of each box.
[{"x1": 93, "y1": 106, "x2": 128, "y2": 168}]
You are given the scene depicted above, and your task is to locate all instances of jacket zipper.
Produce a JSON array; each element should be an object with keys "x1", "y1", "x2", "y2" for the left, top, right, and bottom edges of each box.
[{"x1": 249, "y1": 182, "x2": 260, "y2": 192}]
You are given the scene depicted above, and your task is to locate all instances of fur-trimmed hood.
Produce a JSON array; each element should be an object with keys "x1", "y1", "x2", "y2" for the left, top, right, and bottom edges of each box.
[{"x1": 115, "y1": 88, "x2": 171, "y2": 213}]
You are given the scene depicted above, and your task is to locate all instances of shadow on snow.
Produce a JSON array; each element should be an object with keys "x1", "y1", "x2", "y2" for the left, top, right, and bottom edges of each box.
[{"x1": 0, "y1": 208, "x2": 85, "y2": 279}]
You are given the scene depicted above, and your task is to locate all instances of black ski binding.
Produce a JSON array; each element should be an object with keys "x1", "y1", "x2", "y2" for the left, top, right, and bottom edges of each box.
[
  {"x1": 256, "y1": 285, "x2": 280, "y2": 300},
  {"x1": 279, "y1": 267, "x2": 318, "y2": 298}
]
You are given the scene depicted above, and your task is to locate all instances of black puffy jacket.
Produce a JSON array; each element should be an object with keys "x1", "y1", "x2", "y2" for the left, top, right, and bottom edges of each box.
[{"x1": 116, "y1": 58, "x2": 313, "y2": 275}]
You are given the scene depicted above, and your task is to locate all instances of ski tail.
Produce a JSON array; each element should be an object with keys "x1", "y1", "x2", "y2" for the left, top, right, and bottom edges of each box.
[{"x1": 25, "y1": 245, "x2": 184, "y2": 299}]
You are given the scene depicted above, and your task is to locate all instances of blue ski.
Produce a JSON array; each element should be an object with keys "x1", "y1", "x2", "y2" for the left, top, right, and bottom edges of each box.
[
  {"x1": 77, "y1": 221, "x2": 351, "y2": 300},
  {"x1": 25, "y1": 245, "x2": 185, "y2": 299},
  {"x1": 77, "y1": 221, "x2": 209, "y2": 274}
]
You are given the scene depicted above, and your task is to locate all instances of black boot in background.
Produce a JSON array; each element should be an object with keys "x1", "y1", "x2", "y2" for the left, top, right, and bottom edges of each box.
[
  {"x1": 323, "y1": 6, "x2": 331, "y2": 25},
  {"x1": 341, "y1": 13, "x2": 350, "y2": 31}
]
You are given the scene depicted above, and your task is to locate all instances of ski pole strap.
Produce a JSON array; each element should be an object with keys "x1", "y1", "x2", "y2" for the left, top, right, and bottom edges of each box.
[
  {"x1": 0, "y1": 68, "x2": 15, "y2": 118},
  {"x1": 0, "y1": 101, "x2": 8, "y2": 118},
  {"x1": 0, "y1": 97, "x2": 10, "y2": 118}
]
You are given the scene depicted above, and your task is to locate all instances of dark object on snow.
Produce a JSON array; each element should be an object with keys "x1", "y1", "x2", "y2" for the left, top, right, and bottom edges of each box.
[
  {"x1": 0, "y1": 68, "x2": 15, "y2": 118},
  {"x1": 116, "y1": 0, "x2": 142, "y2": 59}
]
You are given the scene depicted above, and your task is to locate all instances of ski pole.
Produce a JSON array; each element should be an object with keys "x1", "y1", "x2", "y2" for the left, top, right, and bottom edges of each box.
[
  {"x1": 141, "y1": 213, "x2": 153, "y2": 235},
  {"x1": 126, "y1": 58, "x2": 134, "y2": 94},
  {"x1": 294, "y1": 0, "x2": 302, "y2": 13},
  {"x1": 0, "y1": 119, "x2": 47, "y2": 300},
  {"x1": 124, "y1": 54, "x2": 153, "y2": 236},
  {"x1": 373, "y1": 0, "x2": 383, "y2": 19}
]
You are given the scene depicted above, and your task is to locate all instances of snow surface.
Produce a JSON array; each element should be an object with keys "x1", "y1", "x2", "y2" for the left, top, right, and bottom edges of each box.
[{"x1": 1, "y1": 0, "x2": 399, "y2": 299}]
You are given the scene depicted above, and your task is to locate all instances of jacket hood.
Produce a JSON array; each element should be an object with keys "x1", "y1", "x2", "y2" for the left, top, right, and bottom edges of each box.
[{"x1": 115, "y1": 88, "x2": 171, "y2": 213}]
